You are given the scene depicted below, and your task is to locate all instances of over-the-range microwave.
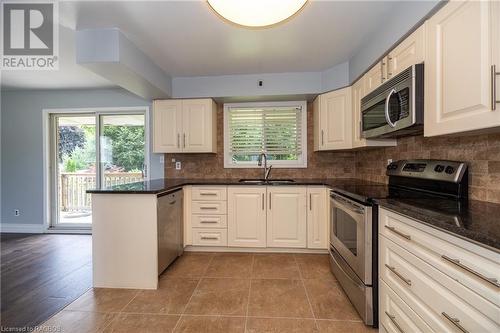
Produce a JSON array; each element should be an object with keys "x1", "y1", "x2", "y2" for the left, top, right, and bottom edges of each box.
[{"x1": 361, "y1": 63, "x2": 424, "y2": 139}]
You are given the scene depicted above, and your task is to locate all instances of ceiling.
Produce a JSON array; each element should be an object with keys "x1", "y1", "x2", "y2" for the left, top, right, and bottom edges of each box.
[{"x1": 1, "y1": 0, "x2": 402, "y2": 90}]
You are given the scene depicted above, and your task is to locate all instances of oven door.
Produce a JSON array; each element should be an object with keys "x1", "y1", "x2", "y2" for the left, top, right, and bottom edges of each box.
[
  {"x1": 361, "y1": 70, "x2": 414, "y2": 139},
  {"x1": 330, "y1": 193, "x2": 372, "y2": 284}
]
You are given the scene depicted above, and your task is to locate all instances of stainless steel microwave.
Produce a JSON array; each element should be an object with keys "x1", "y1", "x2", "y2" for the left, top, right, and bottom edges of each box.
[{"x1": 361, "y1": 64, "x2": 424, "y2": 139}]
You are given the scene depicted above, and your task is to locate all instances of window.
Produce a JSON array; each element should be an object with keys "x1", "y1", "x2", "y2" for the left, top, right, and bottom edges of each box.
[{"x1": 224, "y1": 101, "x2": 307, "y2": 168}]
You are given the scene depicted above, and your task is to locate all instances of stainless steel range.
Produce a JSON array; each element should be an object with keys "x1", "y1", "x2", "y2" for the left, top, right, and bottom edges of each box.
[{"x1": 329, "y1": 159, "x2": 468, "y2": 327}]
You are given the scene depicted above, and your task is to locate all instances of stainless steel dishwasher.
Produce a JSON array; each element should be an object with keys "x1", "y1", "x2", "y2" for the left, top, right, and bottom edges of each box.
[{"x1": 157, "y1": 188, "x2": 183, "y2": 275}]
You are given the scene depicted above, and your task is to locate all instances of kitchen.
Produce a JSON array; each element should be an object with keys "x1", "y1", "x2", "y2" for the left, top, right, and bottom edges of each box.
[{"x1": 1, "y1": 0, "x2": 499, "y2": 332}]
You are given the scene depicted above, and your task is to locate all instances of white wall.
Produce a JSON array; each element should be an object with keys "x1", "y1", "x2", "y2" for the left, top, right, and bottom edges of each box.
[{"x1": 0, "y1": 88, "x2": 163, "y2": 230}]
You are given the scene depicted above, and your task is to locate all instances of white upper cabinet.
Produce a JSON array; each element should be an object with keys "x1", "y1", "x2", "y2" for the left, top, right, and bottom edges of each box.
[
  {"x1": 425, "y1": 0, "x2": 500, "y2": 136},
  {"x1": 267, "y1": 186, "x2": 307, "y2": 248},
  {"x1": 306, "y1": 187, "x2": 328, "y2": 249},
  {"x1": 314, "y1": 87, "x2": 352, "y2": 151},
  {"x1": 153, "y1": 98, "x2": 217, "y2": 153},
  {"x1": 363, "y1": 61, "x2": 386, "y2": 97},
  {"x1": 386, "y1": 23, "x2": 426, "y2": 79},
  {"x1": 153, "y1": 100, "x2": 183, "y2": 153},
  {"x1": 227, "y1": 186, "x2": 267, "y2": 248}
]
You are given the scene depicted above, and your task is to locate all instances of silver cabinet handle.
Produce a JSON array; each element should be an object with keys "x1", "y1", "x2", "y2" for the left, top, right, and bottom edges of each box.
[
  {"x1": 200, "y1": 206, "x2": 217, "y2": 210},
  {"x1": 385, "y1": 264, "x2": 412, "y2": 286},
  {"x1": 492, "y1": 65, "x2": 499, "y2": 110},
  {"x1": 200, "y1": 220, "x2": 218, "y2": 224},
  {"x1": 387, "y1": 56, "x2": 393, "y2": 77},
  {"x1": 201, "y1": 236, "x2": 219, "y2": 240},
  {"x1": 385, "y1": 311, "x2": 405, "y2": 333},
  {"x1": 309, "y1": 193, "x2": 312, "y2": 210},
  {"x1": 321, "y1": 130, "x2": 324, "y2": 146},
  {"x1": 183, "y1": 133, "x2": 186, "y2": 148},
  {"x1": 269, "y1": 192, "x2": 271, "y2": 210},
  {"x1": 200, "y1": 192, "x2": 217, "y2": 196},
  {"x1": 441, "y1": 255, "x2": 500, "y2": 288},
  {"x1": 381, "y1": 60, "x2": 386, "y2": 83},
  {"x1": 261, "y1": 193, "x2": 265, "y2": 210},
  {"x1": 384, "y1": 226, "x2": 411, "y2": 240},
  {"x1": 442, "y1": 312, "x2": 469, "y2": 333},
  {"x1": 177, "y1": 133, "x2": 180, "y2": 148}
]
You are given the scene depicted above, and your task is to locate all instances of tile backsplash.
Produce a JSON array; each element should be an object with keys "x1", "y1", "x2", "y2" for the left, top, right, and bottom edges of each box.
[
  {"x1": 165, "y1": 103, "x2": 500, "y2": 203},
  {"x1": 165, "y1": 103, "x2": 356, "y2": 180},
  {"x1": 355, "y1": 133, "x2": 500, "y2": 203}
]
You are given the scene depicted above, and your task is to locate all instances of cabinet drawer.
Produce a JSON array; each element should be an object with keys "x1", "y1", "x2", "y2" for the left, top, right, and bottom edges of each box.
[
  {"x1": 192, "y1": 228, "x2": 227, "y2": 246},
  {"x1": 192, "y1": 214, "x2": 227, "y2": 228},
  {"x1": 380, "y1": 280, "x2": 433, "y2": 333},
  {"x1": 379, "y1": 208, "x2": 500, "y2": 306},
  {"x1": 192, "y1": 186, "x2": 227, "y2": 201},
  {"x1": 380, "y1": 235, "x2": 499, "y2": 332},
  {"x1": 191, "y1": 201, "x2": 227, "y2": 215}
]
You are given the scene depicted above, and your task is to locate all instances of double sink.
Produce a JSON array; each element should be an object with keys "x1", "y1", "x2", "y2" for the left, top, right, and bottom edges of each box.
[{"x1": 238, "y1": 179, "x2": 296, "y2": 185}]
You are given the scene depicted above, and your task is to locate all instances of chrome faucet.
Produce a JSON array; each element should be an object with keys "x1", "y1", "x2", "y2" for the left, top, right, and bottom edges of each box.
[{"x1": 258, "y1": 153, "x2": 273, "y2": 181}]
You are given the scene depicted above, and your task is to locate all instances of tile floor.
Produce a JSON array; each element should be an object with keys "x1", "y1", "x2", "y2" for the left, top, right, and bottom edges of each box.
[{"x1": 41, "y1": 252, "x2": 377, "y2": 333}]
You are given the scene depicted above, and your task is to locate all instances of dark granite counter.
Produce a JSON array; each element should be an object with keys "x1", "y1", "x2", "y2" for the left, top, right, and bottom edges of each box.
[
  {"x1": 86, "y1": 177, "x2": 386, "y2": 195},
  {"x1": 376, "y1": 198, "x2": 500, "y2": 252}
]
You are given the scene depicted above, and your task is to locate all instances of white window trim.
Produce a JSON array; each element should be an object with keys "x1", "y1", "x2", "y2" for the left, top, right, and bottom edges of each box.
[{"x1": 223, "y1": 101, "x2": 307, "y2": 169}]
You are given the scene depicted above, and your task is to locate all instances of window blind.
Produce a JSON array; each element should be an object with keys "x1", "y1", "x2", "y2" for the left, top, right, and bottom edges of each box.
[{"x1": 228, "y1": 106, "x2": 303, "y2": 157}]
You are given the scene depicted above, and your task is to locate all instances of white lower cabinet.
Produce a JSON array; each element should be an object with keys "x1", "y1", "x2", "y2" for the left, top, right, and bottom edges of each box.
[
  {"x1": 379, "y1": 208, "x2": 500, "y2": 333},
  {"x1": 306, "y1": 187, "x2": 328, "y2": 249},
  {"x1": 267, "y1": 187, "x2": 307, "y2": 248},
  {"x1": 192, "y1": 228, "x2": 228, "y2": 246},
  {"x1": 227, "y1": 186, "x2": 267, "y2": 248}
]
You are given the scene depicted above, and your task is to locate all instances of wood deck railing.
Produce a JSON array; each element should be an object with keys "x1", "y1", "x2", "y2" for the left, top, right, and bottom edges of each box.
[{"x1": 59, "y1": 172, "x2": 143, "y2": 212}]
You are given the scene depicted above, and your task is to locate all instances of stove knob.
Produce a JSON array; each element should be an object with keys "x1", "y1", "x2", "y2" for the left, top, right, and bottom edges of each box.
[
  {"x1": 434, "y1": 165, "x2": 445, "y2": 173},
  {"x1": 445, "y1": 166, "x2": 455, "y2": 174}
]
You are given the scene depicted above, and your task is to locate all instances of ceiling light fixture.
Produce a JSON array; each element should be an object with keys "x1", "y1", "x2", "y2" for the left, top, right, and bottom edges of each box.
[{"x1": 207, "y1": 0, "x2": 308, "y2": 28}]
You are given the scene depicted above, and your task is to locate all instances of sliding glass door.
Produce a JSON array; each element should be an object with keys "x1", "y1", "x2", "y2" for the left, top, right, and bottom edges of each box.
[{"x1": 50, "y1": 111, "x2": 147, "y2": 229}]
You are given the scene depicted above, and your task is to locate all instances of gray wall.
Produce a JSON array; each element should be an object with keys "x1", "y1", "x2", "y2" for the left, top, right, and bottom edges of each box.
[{"x1": 1, "y1": 88, "x2": 163, "y2": 227}]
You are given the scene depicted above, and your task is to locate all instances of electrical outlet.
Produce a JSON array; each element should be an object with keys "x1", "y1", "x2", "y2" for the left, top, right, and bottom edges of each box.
[
  {"x1": 175, "y1": 161, "x2": 182, "y2": 170},
  {"x1": 14, "y1": 209, "x2": 20, "y2": 217},
  {"x1": 387, "y1": 159, "x2": 393, "y2": 166}
]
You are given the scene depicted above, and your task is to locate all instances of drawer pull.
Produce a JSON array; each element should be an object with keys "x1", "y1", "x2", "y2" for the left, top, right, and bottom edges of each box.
[
  {"x1": 442, "y1": 312, "x2": 469, "y2": 333},
  {"x1": 385, "y1": 264, "x2": 412, "y2": 286},
  {"x1": 200, "y1": 220, "x2": 218, "y2": 224},
  {"x1": 200, "y1": 206, "x2": 218, "y2": 210},
  {"x1": 201, "y1": 236, "x2": 219, "y2": 240},
  {"x1": 441, "y1": 255, "x2": 500, "y2": 288},
  {"x1": 385, "y1": 226, "x2": 411, "y2": 240},
  {"x1": 200, "y1": 192, "x2": 217, "y2": 196},
  {"x1": 385, "y1": 311, "x2": 405, "y2": 333}
]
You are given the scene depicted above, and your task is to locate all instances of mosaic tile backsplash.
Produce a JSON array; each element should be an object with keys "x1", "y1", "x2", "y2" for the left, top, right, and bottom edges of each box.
[{"x1": 165, "y1": 104, "x2": 500, "y2": 203}]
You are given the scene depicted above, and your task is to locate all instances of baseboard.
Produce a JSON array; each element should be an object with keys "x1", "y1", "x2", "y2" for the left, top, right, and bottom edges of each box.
[
  {"x1": 184, "y1": 245, "x2": 328, "y2": 254},
  {"x1": 0, "y1": 223, "x2": 45, "y2": 233}
]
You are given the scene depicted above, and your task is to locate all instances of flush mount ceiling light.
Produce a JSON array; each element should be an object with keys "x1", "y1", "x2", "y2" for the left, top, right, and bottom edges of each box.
[{"x1": 207, "y1": 0, "x2": 308, "y2": 28}]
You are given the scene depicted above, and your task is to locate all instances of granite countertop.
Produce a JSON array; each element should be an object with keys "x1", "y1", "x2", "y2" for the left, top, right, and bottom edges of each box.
[
  {"x1": 376, "y1": 198, "x2": 500, "y2": 252},
  {"x1": 86, "y1": 177, "x2": 385, "y2": 195}
]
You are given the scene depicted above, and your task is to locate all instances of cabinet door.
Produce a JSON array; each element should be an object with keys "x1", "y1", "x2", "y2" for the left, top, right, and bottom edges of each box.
[
  {"x1": 363, "y1": 60, "x2": 386, "y2": 97},
  {"x1": 182, "y1": 99, "x2": 216, "y2": 153},
  {"x1": 267, "y1": 187, "x2": 307, "y2": 248},
  {"x1": 425, "y1": 0, "x2": 500, "y2": 136},
  {"x1": 307, "y1": 187, "x2": 328, "y2": 249},
  {"x1": 227, "y1": 187, "x2": 267, "y2": 248},
  {"x1": 153, "y1": 100, "x2": 182, "y2": 153},
  {"x1": 319, "y1": 87, "x2": 352, "y2": 150},
  {"x1": 387, "y1": 24, "x2": 426, "y2": 79}
]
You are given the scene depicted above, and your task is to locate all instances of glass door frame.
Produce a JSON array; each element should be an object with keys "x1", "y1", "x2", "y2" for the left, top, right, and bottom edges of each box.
[{"x1": 44, "y1": 107, "x2": 150, "y2": 232}]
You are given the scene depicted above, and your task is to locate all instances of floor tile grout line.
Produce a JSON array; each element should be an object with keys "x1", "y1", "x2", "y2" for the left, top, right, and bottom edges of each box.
[
  {"x1": 244, "y1": 254, "x2": 255, "y2": 333},
  {"x1": 293, "y1": 254, "x2": 320, "y2": 332}
]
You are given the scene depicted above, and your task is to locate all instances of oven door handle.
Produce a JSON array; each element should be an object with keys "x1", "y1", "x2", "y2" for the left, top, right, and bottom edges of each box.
[
  {"x1": 331, "y1": 195, "x2": 365, "y2": 215},
  {"x1": 385, "y1": 88, "x2": 398, "y2": 128}
]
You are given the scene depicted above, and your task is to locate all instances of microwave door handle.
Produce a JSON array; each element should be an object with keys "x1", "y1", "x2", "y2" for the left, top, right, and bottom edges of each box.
[{"x1": 385, "y1": 88, "x2": 398, "y2": 128}]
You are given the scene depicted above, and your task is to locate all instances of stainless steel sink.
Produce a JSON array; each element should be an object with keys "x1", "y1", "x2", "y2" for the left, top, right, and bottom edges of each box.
[{"x1": 238, "y1": 179, "x2": 296, "y2": 184}]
